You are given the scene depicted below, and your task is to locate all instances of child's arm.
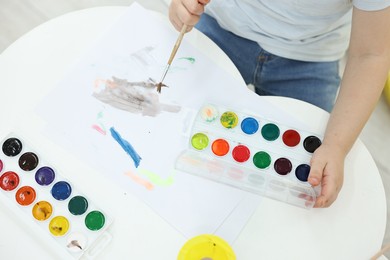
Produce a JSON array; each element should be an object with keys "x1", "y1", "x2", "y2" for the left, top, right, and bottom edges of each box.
[{"x1": 309, "y1": 6, "x2": 390, "y2": 207}]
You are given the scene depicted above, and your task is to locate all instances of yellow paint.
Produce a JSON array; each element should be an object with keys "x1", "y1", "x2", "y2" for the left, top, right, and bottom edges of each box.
[
  {"x1": 49, "y1": 216, "x2": 69, "y2": 236},
  {"x1": 32, "y1": 201, "x2": 53, "y2": 221},
  {"x1": 220, "y1": 111, "x2": 238, "y2": 129},
  {"x1": 178, "y1": 234, "x2": 236, "y2": 260}
]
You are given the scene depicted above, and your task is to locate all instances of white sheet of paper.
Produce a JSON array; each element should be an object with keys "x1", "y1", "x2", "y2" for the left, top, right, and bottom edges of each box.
[{"x1": 36, "y1": 3, "x2": 311, "y2": 243}]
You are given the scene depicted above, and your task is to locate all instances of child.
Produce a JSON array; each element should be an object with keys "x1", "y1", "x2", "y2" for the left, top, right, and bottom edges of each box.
[{"x1": 168, "y1": 0, "x2": 390, "y2": 207}]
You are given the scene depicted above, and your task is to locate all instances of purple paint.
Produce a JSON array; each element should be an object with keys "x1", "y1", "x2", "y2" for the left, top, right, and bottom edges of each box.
[{"x1": 35, "y1": 166, "x2": 56, "y2": 186}]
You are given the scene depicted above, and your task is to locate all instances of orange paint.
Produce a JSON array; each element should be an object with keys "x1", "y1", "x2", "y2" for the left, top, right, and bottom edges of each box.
[
  {"x1": 211, "y1": 139, "x2": 230, "y2": 156},
  {"x1": 15, "y1": 186, "x2": 36, "y2": 206},
  {"x1": 124, "y1": 171, "x2": 154, "y2": 190}
]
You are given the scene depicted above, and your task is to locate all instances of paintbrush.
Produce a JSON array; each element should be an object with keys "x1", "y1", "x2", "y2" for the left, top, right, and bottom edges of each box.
[{"x1": 156, "y1": 24, "x2": 188, "y2": 93}]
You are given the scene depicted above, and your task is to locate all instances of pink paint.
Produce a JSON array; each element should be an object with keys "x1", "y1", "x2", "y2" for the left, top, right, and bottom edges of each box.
[{"x1": 92, "y1": 124, "x2": 106, "y2": 135}]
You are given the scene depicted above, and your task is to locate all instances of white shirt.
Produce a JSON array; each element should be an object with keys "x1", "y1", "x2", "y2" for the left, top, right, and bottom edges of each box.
[{"x1": 205, "y1": 0, "x2": 390, "y2": 61}]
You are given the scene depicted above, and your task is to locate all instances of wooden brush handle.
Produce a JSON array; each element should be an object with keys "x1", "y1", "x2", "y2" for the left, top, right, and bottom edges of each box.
[{"x1": 167, "y1": 24, "x2": 188, "y2": 65}]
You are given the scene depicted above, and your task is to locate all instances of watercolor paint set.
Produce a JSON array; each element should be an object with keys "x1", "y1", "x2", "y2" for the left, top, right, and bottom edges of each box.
[
  {"x1": 176, "y1": 103, "x2": 323, "y2": 209},
  {"x1": 0, "y1": 133, "x2": 112, "y2": 259}
]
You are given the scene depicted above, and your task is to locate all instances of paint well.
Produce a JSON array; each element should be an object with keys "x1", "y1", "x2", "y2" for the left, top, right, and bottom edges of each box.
[
  {"x1": 2, "y1": 138, "x2": 23, "y2": 157},
  {"x1": 282, "y1": 129, "x2": 301, "y2": 147},
  {"x1": 241, "y1": 117, "x2": 259, "y2": 135},
  {"x1": 191, "y1": 133, "x2": 209, "y2": 150},
  {"x1": 220, "y1": 111, "x2": 238, "y2": 129},
  {"x1": 49, "y1": 216, "x2": 70, "y2": 236},
  {"x1": 85, "y1": 211, "x2": 105, "y2": 231},
  {"x1": 32, "y1": 201, "x2": 53, "y2": 221},
  {"x1": 18, "y1": 152, "x2": 39, "y2": 171},
  {"x1": 227, "y1": 168, "x2": 244, "y2": 180},
  {"x1": 51, "y1": 181, "x2": 72, "y2": 200},
  {"x1": 295, "y1": 164, "x2": 310, "y2": 182},
  {"x1": 211, "y1": 139, "x2": 230, "y2": 156},
  {"x1": 68, "y1": 196, "x2": 89, "y2": 215},
  {"x1": 200, "y1": 105, "x2": 218, "y2": 122},
  {"x1": 261, "y1": 123, "x2": 280, "y2": 141},
  {"x1": 248, "y1": 174, "x2": 265, "y2": 185},
  {"x1": 35, "y1": 166, "x2": 55, "y2": 186},
  {"x1": 269, "y1": 180, "x2": 286, "y2": 191},
  {"x1": 274, "y1": 158, "x2": 292, "y2": 175},
  {"x1": 0, "y1": 159, "x2": 3, "y2": 172},
  {"x1": 0, "y1": 171, "x2": 20, "y2": 191},
  {"x1": 67, "y1": 232, "x2": 87, "y2": 252},
  {"x1": 232, "y1": 145, "x2": 250, "y2": 163},
  {"x1": 252, "y1": 151, "x2": 271, "y2": 169},
  {"x1": 303, "y1": 136, "x2": 322, "y2": 153},
  {"x1": 15, "y1": 186, "x2": 36, "y2": 206}
]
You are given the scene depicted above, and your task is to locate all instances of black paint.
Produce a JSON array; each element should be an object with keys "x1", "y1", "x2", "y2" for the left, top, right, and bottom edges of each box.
[
  {"x1": 2, "y1": 138, "x2": 23, "y2": 157},
  {"x1": 303, "y1": 136, "x2": 322, "y2": 153}
]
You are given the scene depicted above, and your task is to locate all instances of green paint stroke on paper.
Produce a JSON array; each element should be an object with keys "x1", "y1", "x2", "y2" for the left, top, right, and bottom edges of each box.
[
  {"x1": 139, "y1": 168, "x2": 175, "y2": 187},
  {"x1": 179, "y1": 57, "x2": 196, "y2": 64},
  {"x1": 97, "y1": 111, "x2": 104, "y2": 119}
]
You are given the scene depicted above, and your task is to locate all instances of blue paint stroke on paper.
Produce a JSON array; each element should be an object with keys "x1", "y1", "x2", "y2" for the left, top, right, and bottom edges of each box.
[{"x1": 110, "y1": 127, "x2": 142, "y2": 168}]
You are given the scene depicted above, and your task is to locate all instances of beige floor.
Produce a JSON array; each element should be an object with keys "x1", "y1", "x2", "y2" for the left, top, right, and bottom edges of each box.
[{"x1": 1, "y1": 0, "x2": 390, "y2": 258}]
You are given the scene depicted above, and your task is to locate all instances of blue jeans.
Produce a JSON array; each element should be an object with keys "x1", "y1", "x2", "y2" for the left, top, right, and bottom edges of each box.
[{"x1": 195, "y1": 14, "x2": 340, "y2": 112}]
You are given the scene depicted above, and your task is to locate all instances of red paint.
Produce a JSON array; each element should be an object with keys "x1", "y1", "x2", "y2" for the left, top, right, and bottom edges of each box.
[
  {"x1": 0, "y1": 171, "x2": 20, "y2": 191},
  {"x1": 232, "y1": 145, "x2": 250, "y2": 162},
  {"x1": 15, "y1": 186, "x2": 36, "y2": 206},
  {"x1": 211, "y1": 139, "x2": 230, "y2": 156},
  {"x1": 282, "y1": 129, "x2": 301, "y2": 147}
]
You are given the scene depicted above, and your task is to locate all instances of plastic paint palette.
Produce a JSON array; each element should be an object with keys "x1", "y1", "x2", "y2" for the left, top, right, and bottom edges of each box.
[
  {"x1": 0, "y1": 133, "x2": 112, "y2": 259},
  {"x1": 176, "y1": 104, "x2": 322, "y2": 209}
]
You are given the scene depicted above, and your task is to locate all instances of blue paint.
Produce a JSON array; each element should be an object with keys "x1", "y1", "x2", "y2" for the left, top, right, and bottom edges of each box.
[
  {"x1": 241, "y1": 117, "x2": 259, "y2": 135},
  {"x1": 295, "y1": 164, "x2": 310, "y2": 182},
  {"x1": 51, "y1": 181, "x2": 72, "y2": 200},
  {"x1": 110, "y1": 127, "x2": 142, "y2": 168}
]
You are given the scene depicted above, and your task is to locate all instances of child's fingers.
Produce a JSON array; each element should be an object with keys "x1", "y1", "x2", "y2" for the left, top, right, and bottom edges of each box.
[{"x1": 308, "y1": 156, "x2": 325, "y2": 186}]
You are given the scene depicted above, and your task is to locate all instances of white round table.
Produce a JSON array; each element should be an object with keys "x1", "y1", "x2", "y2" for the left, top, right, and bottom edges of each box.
[{"x1": 0, "y1": 6, "x2": 386, "y2": 260}]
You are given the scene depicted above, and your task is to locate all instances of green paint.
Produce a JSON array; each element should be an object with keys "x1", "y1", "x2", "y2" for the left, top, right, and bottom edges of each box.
[
  {"x1": 139, "y1": 169, "x2": 175, "y2": 187},
  {"x1": 191, "y1": 133, "x2": 209, "y2": 150},
  {"x1": 261, "y1": 123, "x2": 280, "y2": 141},
  {"x1": 97, "y1": 111, "x2": 104, "y2": 119},
  {"x1": 85, "y1": 211, "x2": 105, "y2": 231},
  {"x1": 68, "y1": 196, "x2": 88, "y2": 215},
  {"x1": 179, "y1": 57, "x2": 196, "y2": 64},
  {"x1": 98, "y1": 122, "x2": 106, "y2": 132},
  {"x1": 253, "y1": 151, "x2": 271, "y2": 169},
  {"x1": 220, "y1": 111, "x2": 238, "y2": 129}
]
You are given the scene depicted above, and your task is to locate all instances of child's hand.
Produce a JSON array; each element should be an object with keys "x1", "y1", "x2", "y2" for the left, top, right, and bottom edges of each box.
[
  {"x1": 308, "y1": 143, "x2": 345, "y2": 208},
  {"x1": 169, "y1": 0, "x2": 211, "y2": 31}
]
